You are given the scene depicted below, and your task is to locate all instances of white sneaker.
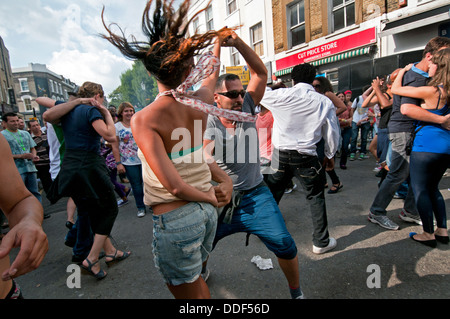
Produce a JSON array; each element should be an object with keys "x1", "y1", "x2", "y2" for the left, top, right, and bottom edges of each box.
[
  {"x1": 137, "y1": 209, "x2": 146, "y2": 217},
  {"x1": 312, "y1": 237, "x2": 337, "y2": 254}
]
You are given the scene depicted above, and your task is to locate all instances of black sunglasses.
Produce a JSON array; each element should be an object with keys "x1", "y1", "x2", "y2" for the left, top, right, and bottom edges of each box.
[{"x1": 217, "y1": 90, "x2": 246, "y2": 99}]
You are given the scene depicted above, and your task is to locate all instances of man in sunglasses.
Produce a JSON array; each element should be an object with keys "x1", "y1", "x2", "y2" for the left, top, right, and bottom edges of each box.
[
  {"x1": 203, "y1": 31, "x2": 303, "y2": 299},
  {"x1": 259, "y1": 63, "x2": 340, "y2": 255}
]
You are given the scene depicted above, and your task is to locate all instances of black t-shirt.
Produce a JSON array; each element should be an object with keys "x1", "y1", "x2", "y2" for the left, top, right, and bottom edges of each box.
[
  {"x1": 388, "y1": 65, "x2": 429, "y2": 133},
  {"x1": 378, "y1": 93, "x2": 392, "y2": 130}
]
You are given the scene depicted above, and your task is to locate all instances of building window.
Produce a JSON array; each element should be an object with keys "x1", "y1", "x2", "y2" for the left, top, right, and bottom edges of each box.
[
  {"x1": 250, "y1": 23, "x2": 264, "y2": 56},
  {"x1": 326, "y1": 70, "x2": 339, "y2": 93},
  {"x1": 192, "y1": 17, "x2": 199, "y2": 33},
  {"x1": 23, "y1": 97, "x2": 32, "y2": 111},
  {"x1": 231, "y1": 47, "x2": 240, "y2": 66},
  {"x1": 206, "y1": 5, "x2": 214, "y2": 31},
  {"x1": 330, "y1": 0, "x2": 355, "y2": 33},
  {"x1": 227, "y1": 0, "x2": 237, "y2": 15},
  {"x1": 19, "y1": 78, "x2": 29, "y2": 92},
  {"x1": 287, "y1": 1, "x2": 305, "y2": 48}
]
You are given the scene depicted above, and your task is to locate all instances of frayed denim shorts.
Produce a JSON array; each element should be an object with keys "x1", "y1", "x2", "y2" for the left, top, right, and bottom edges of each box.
[{"x1": 152, "y1": 202, "x2": 217, "y2": 286}]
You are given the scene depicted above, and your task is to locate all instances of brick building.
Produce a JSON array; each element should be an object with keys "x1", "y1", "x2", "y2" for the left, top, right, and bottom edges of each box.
[
  {"x1": 272, "y1": 0, "x2": 450, "y2": 95},
  {"x1": 12, "y1": 63, "x2": 77, "y2": 124},
  {"x1": 187, "y1": 0, "x2": 449, "y2": 96},
  {"x1": 0, "y1": 36, "x2": 17, "y2": 116}
]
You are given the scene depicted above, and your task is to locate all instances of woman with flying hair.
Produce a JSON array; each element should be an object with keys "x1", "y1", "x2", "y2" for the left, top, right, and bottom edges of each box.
[
  {"x1": 101, "y1": 0, "x2": 253, "y2": 298},
  {"x1": 392, "y1": 48, "x2": 450, "y2": 248}
]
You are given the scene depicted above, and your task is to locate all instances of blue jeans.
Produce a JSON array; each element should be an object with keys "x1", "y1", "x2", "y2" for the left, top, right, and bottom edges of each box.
[
  {"x1": 152, "y1": 202, "x2": 217, "y2": 286},
  {"x1": 339, "y1": 127, "x2": 352, "y2": 166},
  {"x1": 376, "y1": 128, "x2": 389, "y2": 164},
  {"x1": 370, "y1": 132, "x2": 418, "y2": 216},
  {"x1": 21, "y1": 172, "x2": 42, "y2": 203},
  {"x1": 214, "y1": 185, "x2": 297, "y2": 259},
  {"x1": 65, "y1": 209, "x2": 93, "y2": 258},
  {"x1": 350, "y1": 122, "x2": 371, "y2": 154},
  {"x1": 123, "y1": 164, "x2": 145, "y2": 210},
  {"x1": 266, "y1": 149, "x2": 330, "y2": 248},
  {"x1": 410, "y1": 151, "x2": 449, "y2": 233}
]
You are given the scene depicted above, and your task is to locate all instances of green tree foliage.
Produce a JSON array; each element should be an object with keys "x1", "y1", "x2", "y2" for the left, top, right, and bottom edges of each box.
[{"x1": 108, "y1": 61, "x2": 157, "y2": 111}]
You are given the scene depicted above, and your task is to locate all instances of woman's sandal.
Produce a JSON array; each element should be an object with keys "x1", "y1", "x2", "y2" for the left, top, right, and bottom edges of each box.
[
  {"x1": 435, "y1": 235, "x2": 449, "y2": 244},
  {"x1": 81, "y1": 258, "x2": 107, "y2": 280},
  {"x1": 328, "y1": 183, "x2": 343, "y2": 194},
  {"x1": 105, "y1": 250, "x2": 131, "y2": 266}
]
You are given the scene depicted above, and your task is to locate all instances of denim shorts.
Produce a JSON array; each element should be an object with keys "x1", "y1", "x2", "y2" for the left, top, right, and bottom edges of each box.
[{"x1": 152, "y1": 202, "x2": 217, "y2": 286}]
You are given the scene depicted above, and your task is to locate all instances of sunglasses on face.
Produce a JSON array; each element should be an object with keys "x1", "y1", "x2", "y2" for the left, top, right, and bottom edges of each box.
[{"x1": 217, "y1": 89, "x2": 246, "y2": 99}]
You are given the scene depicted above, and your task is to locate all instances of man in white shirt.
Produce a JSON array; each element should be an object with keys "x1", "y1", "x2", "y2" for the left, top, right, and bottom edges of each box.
[{"x1": 260, "y1": 63, "x2": 339, "y2": 254}]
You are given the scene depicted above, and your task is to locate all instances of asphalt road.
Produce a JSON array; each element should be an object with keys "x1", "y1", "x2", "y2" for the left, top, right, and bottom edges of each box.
[{"x1": 7, "y1": 154, "x2": 450, "y2": 301}]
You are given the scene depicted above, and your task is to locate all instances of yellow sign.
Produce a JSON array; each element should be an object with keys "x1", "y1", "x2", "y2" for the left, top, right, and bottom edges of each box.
[{"x1": 225, "y1": 66, "x2": 250, "y2": 85}]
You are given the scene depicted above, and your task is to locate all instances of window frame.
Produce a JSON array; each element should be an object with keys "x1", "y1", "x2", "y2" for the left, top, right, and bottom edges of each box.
[
  {"x1": 19, "y1": 78, "x2": 29, "y2": 92},
  {"x1": 226, "y1": 0, "x2": 237, "y2": 16},
  {"x1": 206, "y1": 5, "x2": 214, "y2": 31},
  {"x1": 230, "y1": 47, "x2": 240, "y2": 66},
  {"x1": 22, "y1": 95, "x2": 32, "y2": 111},
  {"x1": 250, "y1": 22, "x2": 264, "y2": 57},
  {"x1": 330, "y1": 0, "x2": 356, "y2": 33},
  {"x1": 287, "y1": 0, "x2": 306, "y2": 49}
]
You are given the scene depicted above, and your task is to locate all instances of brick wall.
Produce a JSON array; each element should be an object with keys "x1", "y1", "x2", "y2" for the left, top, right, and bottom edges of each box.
[{"x1": 272, "y1": 0, "x2": 402, "y2": 53}]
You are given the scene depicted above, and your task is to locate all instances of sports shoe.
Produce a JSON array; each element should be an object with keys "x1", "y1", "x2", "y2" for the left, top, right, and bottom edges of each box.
[
  {"x1": 393, "y1": 192, "x2": 405, "y2": 200},
  {"x1": 284, "y1": 183, "x2": 297, "y2": 194},
  {"x1": 137, "y1": 209, "x2": 146, "y2": 217},
  {"x1": 399, "y1": 209, "x2": 422, "y2": 225},
  {"x1": 368, "y1": 212, "x2": 399, "y2": 230},
  {"x1": 349, "y1": 153, "x2": 355, "y2": 161},
  {"x1": 117, "y1": 199, "x2": 129, "y2": 207},
  {"x1": 359, "y1": 153, "x2": 369, "y2": 160},
  {"x1": 312, "y1": 237, "x2": 337, "y2": 254}
]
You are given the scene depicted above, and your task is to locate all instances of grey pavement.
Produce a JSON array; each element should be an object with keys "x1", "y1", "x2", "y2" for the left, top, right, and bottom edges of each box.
[{"x1": 8, "y1": 154, "x2": 450, "y2": 300}]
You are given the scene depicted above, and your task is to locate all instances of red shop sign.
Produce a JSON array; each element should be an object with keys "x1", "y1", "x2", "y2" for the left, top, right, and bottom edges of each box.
[{"x1": 276, "y1": 27, "x2": 376, "y2": 70}]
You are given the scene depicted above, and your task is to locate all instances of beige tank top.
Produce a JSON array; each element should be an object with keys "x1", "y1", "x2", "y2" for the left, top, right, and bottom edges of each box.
[{"x1": 138, "y1": 145, "x2": 212, "y2": 206}]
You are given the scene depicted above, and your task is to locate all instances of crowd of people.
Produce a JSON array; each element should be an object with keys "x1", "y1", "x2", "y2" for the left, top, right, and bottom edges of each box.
[{"x1": 0, "y1": 0, "x2": 449, "y2": 299}]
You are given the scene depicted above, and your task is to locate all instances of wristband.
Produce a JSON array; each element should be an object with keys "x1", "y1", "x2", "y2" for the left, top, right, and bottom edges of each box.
[{"x1": 116, "y1": 161, "x2": 122, "y2": 165}]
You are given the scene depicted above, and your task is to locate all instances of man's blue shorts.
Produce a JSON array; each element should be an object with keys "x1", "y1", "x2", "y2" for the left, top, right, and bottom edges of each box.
[{"x1": 214, "y1": 185, "x2": 297, "y2": 260}]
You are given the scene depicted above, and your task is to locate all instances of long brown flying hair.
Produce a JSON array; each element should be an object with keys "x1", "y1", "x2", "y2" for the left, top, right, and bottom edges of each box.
[{"x1": 101, "y1": 0, "x2": 234, "y2": 88}]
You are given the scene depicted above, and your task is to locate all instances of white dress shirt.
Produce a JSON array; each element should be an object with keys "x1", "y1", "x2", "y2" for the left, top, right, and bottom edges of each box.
[{"x1": 259, "y1": 82, "x2": 340, "y2": 159}]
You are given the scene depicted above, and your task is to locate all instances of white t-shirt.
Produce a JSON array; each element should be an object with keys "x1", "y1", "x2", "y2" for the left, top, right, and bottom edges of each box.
[
  {"x1": 351, "y1": 96, "x2": 370, "y2": 124},
  {"x1": 46, "y1": 122, "x2": 65, "y2": 180},
  {"x1": 115, "y1": 121, "x2": 141, "y2": 166}
]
